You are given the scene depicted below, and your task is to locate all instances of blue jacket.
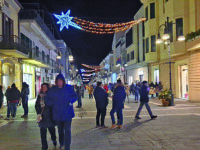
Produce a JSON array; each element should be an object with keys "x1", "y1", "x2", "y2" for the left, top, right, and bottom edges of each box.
[
  {"x1": 45, "y1": 84, "x2": 77, "y2": 122},
  {"x1": 140, "y1": 85, "x2": 149, "y2": 103},
  {"x1": 93, "y1": 86, "x2": 109, "y2": 109},
  {"x1": 112, "y1": 83, "x2": 126, "y2": 109}
]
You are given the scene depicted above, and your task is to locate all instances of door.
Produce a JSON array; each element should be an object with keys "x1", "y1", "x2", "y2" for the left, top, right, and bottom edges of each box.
[
  {"x1": 154, "y1": 69, "x2": 159, "y2": 84},
  {"x1": 180, "y1": 65, "x2": 189, "y2": 99}
]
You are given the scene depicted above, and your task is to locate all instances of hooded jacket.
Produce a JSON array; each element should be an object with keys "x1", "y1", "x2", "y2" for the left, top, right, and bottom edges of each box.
[
  {"x1": 21, "y1": 82, "x2": 29, "y2": 101},
  {"x1": 45, "y1": 74, "x2": 78, "y2": 121},
  {"x1": 93, "y1": 86, "x2": 109, "y2": 109},
  {"x1": 112, "y1": 83, "x2": 126, "y2": 109}
]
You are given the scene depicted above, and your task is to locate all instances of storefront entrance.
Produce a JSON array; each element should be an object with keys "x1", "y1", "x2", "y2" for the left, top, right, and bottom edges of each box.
[{"x1": 180, "y1": 65, "x2": 189, "y2": 99}]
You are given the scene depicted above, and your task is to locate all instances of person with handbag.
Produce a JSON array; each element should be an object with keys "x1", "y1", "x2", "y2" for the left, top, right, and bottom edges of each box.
[{"x1": 35, "y1": 83, "x2": 57, "y2": 150}]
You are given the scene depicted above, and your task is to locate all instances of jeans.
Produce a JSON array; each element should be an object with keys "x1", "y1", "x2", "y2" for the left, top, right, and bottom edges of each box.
[
  {"x1": 7, "y1": 103, "x2": 18, "y2": 118},
  {"x1": 57, "y1": 120, "x2": 72, "y2": 150},
  {"x1": 96, "y1": 108, "x2": 106, "y2": 126},
  {"x1": 22, "y1": 100, "x2": 28, "y2": 116},
  {"x1": 77, "y1": 96, "x2": 82, "y2": 107},
  {"x1": 135, "y1": 93, "x2": 139, "y2": 101},
  {"x1": 40, "y1": 127, "x2": 56, "y2": 150},
  {"x1": 110, "y1": 108, "x2": 123, "y2": 125},
  {"x1": 135, "y1": 102, "x2": 153, "y2": 117}
]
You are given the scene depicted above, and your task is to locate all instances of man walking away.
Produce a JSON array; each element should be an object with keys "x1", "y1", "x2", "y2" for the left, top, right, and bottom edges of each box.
[
  {"x1": 135, "y1": 81, "x2": 157, "y2": 120},
  {"x1": 21, "y1": 82, "x2": 30, "y2": 118},
  {"x1": 75, "y1": 85, "x2": 82, "y2": 108},
  {"x1": 0, "y1": 85, "x2": 4, "y2": 118},
  {"x1": 93, "y1": 82, "x2": 109, "y2": 128},
  {"x1": 81, "y1": 85, "x2": 85, "y2": 98},
  {"x1": 134, "y1": 84, "x2": 140, "y2": 103},
  {"x1": 5, "y1": 84, "x2": 21, "y2": 120},
  {"x1": 46, "y1": 74, "x2": 77, "y2": 150},
  {"x1": 110, "y1": 79, "x2": 126, "y2": 129}
]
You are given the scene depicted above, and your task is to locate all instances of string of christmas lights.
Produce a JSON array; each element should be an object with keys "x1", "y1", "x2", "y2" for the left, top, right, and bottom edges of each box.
[{"x1": 81, "y1": 64, "x2": 104, "y2": 70}]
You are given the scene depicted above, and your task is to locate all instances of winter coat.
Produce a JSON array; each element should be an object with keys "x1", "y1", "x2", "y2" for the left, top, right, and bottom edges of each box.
[
  {"x1": 21, "y1": 85, "x2": 30, "y2": 101},
  {"x1": 112, "y1": 83, "x2": 126, "y2": 109},
  {"x1": 103, "y1": 85, "x2": 108, "y2": 93},
  {"x1": 93, "y1": 86, "x2": 109, "y2": 109},
  {"x1": 134, "y1": 86, "x2": 140, "y2": 94},
  {"x1": 35, "y1": 93, "x2": 55, "y2": 128},
  {"x1": 140, "y1": 85, "x2": 149, "y2": 103},
  {"x1": 6, "y1": 87, "x2": 21, "y2": 102},
  {"x1": 88, "y1": 86, "x2": 94, "y2": 94},
  {"x1": 45, "y1": 84, "x2": 78, "y2": 122},
  {"x1": 125, "y1": 85, "x2": 130, "y2": 95},
  {"x1": 76, "y1": 86, "x2": 82, "y2": 96}
]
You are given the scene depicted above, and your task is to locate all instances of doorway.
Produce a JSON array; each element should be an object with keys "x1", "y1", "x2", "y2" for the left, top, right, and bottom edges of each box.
[
  {"x1": 154, "y1": 69, "x2": 159, "y2": 84},
  {"x1": 180, "y1": 65, "x2": 188, "y2": 99}
]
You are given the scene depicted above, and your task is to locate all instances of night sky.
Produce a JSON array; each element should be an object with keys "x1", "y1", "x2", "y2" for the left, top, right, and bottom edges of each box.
[{"x1": 18, "y1": 0, "x2": 142, "y2": 66}]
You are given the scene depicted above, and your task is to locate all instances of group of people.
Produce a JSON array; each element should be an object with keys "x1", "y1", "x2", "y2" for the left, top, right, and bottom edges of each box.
[
  {"x1": 93, "y1": 79, "x2": 157, "y2": 129},
  {"x1": 0, "y1": 82, "x2": 30, "y2": 120}
]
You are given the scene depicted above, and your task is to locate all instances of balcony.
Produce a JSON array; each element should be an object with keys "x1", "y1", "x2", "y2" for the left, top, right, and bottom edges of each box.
[
  {"x1": 187, "y1": 36, "x2": 200, "y2": 51},
  {"x1": 145, "y1": 52, "x2": 158, "y2": 63},
  {"x1": 0, "y1": 35, "x2": 30, "y2": 58}
]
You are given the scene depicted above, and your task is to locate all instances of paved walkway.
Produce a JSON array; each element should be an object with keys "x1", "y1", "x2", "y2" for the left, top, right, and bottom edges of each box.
[{"x1": 0, "y1": 93, "x2": 200, "y2": 150}]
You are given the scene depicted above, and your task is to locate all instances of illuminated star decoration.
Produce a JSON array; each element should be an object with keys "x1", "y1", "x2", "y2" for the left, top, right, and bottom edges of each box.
[{"x1": 54, "y1": 10, "x2": 82, "y2": 31}]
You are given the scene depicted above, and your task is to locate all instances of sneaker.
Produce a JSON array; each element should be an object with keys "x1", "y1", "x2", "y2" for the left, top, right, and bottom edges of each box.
[
  {"x1": 117, "y1": 125, "x2": 123, "y2": 129},
  {"x1": 135, "y1": 116, "x2": 142, "y2": 120},
  {"x1": 100, "y1": 125, "x2": 108, "y2": 129},
  {"x1": 110, "y1": 124, "x2": 117, "y2": 129},
  {"x1": 4, "y1": 117, "x2": 10, "y2": 120},
  {"x1": 21, "y1": 115, "x2": 25, "y2": 118},
  {"x1": 151, "y1": 115, "x2": 157, "y2": 119},
  {"x1": 12, "y1": 117, "x2": 15, "y2": 120}
]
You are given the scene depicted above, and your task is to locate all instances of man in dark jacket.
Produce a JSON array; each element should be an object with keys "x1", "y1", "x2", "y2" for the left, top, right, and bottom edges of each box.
[
  {"x1": 21, "y1": 82, "x2": 30, "y2": 118},
  {"x1": 5, "y1": 83, "x2": 21, "y2": 120},
  {"x1": 135, "y1": 81, "x2": 157, "y2": 120},
  {"x1": 110, "y1": 79, "x2": 126, "y2": 129},
  {"x1": 93, "y1": 82, "x2": 109, "y2": 128},
  {"x1": 75, "y1": 85, "x2": 82, "y2": 108},
  {"x1": 0, "y1": 85, "x2": 3, "y2": 118},
  {"x1": 46, "y1": 74, "x2": 77, "y2": 150}
]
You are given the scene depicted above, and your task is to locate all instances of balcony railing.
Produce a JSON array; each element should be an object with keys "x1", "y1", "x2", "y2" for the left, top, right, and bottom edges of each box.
[
  {"x1": 19, "y1": 9, "x2": 57, "y2": 45},
  {"x1": 0, "y1": 35, "x2": 30, "y2": 55}
]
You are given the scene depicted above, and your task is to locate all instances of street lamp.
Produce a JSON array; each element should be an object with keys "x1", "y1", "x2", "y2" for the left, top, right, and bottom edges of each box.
[
  {"x1": 69, "y1": 55, "x2": 74, "y2": 62},
  {"x1": 156, "y1": 17, "x2": 185, "y2": 106}
]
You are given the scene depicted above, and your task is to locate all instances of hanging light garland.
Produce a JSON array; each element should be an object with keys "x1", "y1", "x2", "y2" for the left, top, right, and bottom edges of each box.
[
  {"x1": 81, "y1": 64, "x2": 104, "y2": 70},
  {"x1": 81, "y1": 69, "x2": 95, "y2": 73},
  {"x1": 54, "y1": 10, "x2": 146, "y2": 34}
]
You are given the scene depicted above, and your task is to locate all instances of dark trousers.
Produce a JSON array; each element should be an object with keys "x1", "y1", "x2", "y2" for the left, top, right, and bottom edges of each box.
[
  {"x1": 110, "y1": 108, "x2": 123, "y2": 125},
  {"x1": 81, "y1": 92, "x2": 84, "y2": 98},
  {"x1": 135, "y1": 93, "x2": 139, "y2": 101},
  {"x1": 77, "y1": 96, "x2": 82, "y2": 107},
  {"x1": 7, "y1": 103, "x2": 18, "y2": 118},
  {"x1": 22, "y1": 100, "x2": 28, "y2": 116},
  {"x1": 135, "y1": 102, "x2": 153, "y2": 117},
  {"x1": 40, "y1": 127, "x2": 56, "y2": 150},
  {"x1": 96, "y1": 108, "x2": 106, "y2": 126},
  {"x1": 89, "y1": 94, "x2": 93, "y2": 99},
  {"x1": 57, "y1": 120, "x2": 72, "y2": 150},
  {"x1": 0, "y1": 100, "x2": 3, "y2": 109}
]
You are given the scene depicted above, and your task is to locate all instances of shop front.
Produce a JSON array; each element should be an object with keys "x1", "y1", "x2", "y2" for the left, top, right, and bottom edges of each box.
[{"x1": 22, "y1": 64, "x2": 35, "y2": 99}]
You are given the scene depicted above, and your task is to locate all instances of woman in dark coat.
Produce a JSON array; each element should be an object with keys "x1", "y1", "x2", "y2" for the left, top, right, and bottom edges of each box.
[
  {"x1": 35, "y1": 83, "x2": 57, "y2": 150},
  {"x1": 21, "y1": 82, "x2": 30, "y2": 118}
]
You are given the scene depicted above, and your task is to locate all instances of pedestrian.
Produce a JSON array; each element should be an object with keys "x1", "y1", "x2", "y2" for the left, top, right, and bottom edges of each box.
[
  {"x1": 149, "y1": 82, "x2": 155, "y2": 98},
  {"x1": 110, "y1": 79, "x2": 126, "y2": 129},
  {"x1": 75, "y1": 85, "x2": 82, "y2": 108},
  {"x1": 134, "y1": 83, "x2": 140, "y2": 103},
  {"x1": 35, "y1": 83, "x2": 57, "y2": 150},
  {"x1": 5, "y1": 83, "x2": 21, "y2": 120},
  {"x1": 130, "y1": 82, "x2": 134, "y2": 95},
  {"x1": 88, "y1": 84, "x2": 94, "y2": 99},
  {"x1": 81, "y1": 84, "x2": 85, "y2": 98},
  {"x1": 125, "y1": 83, "x2": 130, "y2": 103},
  {"x1": 135, "y1": 81, "x2": 157, "y2": 120},
  {"x1": 45, "y1": 74, "x2": 77, "y2": 150},
  {"x1": 103, "y1": 84, "x2": 108, "y2": 93},
  {"x1": 93, "y1": 82, "x2": 109, "y2": 128},
  {"x1": 0, "y1": 85, "x2": 4, "y2": 118},
  {"x1": 21, "y1": 82, "x2": 30, "y2": 118}
]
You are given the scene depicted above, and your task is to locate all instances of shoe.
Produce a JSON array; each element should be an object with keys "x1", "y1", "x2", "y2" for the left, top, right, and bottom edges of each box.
[
  {"x1": 53, "y1": 141, "x2": 57, "y2": 147},
  {"x1": 4, "y1": 117, "x2": 10, "y2": 120},
  {"x1": 110, "y1": 124, "x2": 117, "y2": 129},
  {"x1": 135, "y1": 116, "x2": 141, "y2": 120},
  {"x1": 151, "y1": 115, "x2": 157, "y2": 119},
  {"x1": 117, "y1": 125, "x2": 123, "y2": 129},
  {"x1": 96, "y1": 125, "x2": 100, "y2": 128},
  {"x1": 12, "y1": 117, "x2": 15, "y2": 120},
  {"x1": 21, "y1": 115, "x2": 25, "y2": 118},
  {"x1": 100, "y1": 125, "x2": 108, "y2": 129},
  {"x1": 59, "y1": 145, "x2": 64, "y2": 150},
  {"x1": 76, "y1": 106, "x2": 80, "y2": 108}
]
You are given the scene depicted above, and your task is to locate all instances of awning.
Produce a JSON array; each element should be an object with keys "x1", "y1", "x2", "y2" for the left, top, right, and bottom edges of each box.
[
  {"x1": 0, "y1": 49, "x2": 28, "y2": 58},
  {"x1": 23, "y1": 59, "x2": 51, "y2": 68}
]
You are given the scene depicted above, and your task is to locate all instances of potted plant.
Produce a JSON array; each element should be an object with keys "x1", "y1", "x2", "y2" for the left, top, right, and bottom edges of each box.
[{"x1": 158, "y1": 90, "x2": 171, "y2": 106}]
